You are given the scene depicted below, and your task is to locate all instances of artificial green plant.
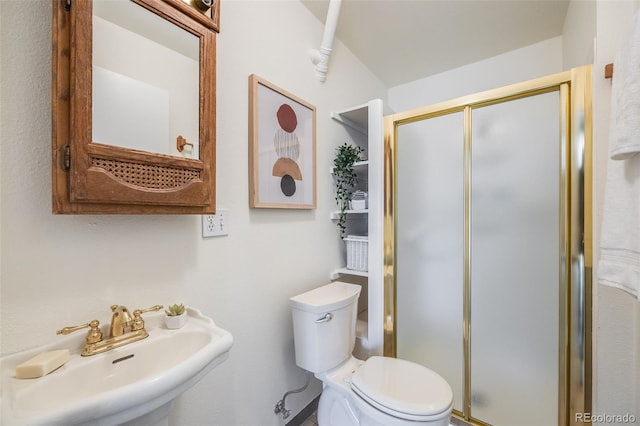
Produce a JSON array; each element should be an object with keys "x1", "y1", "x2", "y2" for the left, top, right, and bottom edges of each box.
[{"x1": 333, "y1": 143, "x2": 364, "y2": 239}]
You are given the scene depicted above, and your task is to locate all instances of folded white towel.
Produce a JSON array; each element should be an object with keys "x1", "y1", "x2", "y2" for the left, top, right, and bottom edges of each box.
[
  {"x1": 599, "y1": 10, "x2": 640, "y2": 300},
  {"x1": 610, "y1": 10, "x2": 640, "y2": 160},
  {"x1": 599, "y1": 155, "x2": 640, "y2": 299}
]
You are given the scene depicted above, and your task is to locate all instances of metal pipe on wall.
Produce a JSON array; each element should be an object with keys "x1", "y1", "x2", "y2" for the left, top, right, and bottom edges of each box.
[{"x1": 309, "y1": 0, "x2": 342, "y2": 82}]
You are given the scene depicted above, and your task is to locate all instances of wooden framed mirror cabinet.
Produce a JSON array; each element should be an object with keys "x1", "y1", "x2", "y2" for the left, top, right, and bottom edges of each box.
[{"x1": 52, "y1": 0, "x2": 219, "y2": 214}]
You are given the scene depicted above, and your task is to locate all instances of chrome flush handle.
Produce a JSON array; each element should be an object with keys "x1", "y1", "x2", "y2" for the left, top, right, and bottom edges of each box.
[{"x1": 315, "y1": 313, "x2": 333, "y2": 323}]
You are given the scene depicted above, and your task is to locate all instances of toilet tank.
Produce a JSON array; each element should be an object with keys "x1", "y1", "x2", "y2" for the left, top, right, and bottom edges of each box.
[{"x1": 289, "y1": 282, "x2": 361, "y2": 373}]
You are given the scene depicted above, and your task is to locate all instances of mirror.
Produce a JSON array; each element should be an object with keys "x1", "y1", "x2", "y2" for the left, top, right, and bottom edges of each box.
[
  {"x1": 93, "y1": 0, "x2": 199, "y2": 158},
  {"x1": 52, "y1": 0, "x2": 219, "y2": 214}
]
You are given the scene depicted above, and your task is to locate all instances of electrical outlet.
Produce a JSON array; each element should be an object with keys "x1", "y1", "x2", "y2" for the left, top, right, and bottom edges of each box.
[{"x1": 202, "y1": 209, "x2": 229, "y2": 238}]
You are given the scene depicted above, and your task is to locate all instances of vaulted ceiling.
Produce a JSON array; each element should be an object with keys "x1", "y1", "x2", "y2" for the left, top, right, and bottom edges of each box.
[{"x1": 301, "y1": 0, "x2": 571, "y2": 87}]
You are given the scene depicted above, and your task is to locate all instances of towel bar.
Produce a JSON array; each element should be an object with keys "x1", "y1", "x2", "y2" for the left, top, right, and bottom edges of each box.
[{"x1": 605, "y1": 63, "x2": 614, "y2": 79}]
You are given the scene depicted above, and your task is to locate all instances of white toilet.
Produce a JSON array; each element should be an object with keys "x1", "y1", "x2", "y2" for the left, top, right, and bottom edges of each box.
[{"x1": 290, "y1": 282, "x2": 453, "y2": 426}]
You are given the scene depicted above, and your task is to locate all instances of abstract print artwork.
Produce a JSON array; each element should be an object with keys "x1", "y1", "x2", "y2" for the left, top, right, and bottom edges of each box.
[{"x1": 249, "y1": 74, "x2": 316, "y2": 209}]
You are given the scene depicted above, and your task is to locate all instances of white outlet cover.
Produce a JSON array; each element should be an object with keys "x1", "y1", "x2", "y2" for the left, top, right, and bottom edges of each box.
[{"x1": 202, "y1": 209, "x2": 229, "y2": 238}]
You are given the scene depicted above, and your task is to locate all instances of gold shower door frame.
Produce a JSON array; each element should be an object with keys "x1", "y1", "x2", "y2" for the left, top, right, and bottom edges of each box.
[{"x1": 383, "y1": 66, "x2": 592, "y2": 426}]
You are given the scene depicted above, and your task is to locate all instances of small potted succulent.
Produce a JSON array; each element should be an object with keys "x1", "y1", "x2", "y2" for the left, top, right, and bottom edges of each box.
[{"x1": 164, "y1": 303, "x2": 187, "y2": 329}]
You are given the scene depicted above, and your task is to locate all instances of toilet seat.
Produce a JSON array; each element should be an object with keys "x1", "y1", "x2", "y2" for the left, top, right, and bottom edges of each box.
[{"x1": 350, "y1": 356, "x2": 453, "y2": 421}]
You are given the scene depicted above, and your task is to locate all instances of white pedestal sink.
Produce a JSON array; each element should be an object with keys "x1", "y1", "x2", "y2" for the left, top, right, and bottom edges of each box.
[{"x1": 0, "y1": 307, "x2": 233, "y2": 426}]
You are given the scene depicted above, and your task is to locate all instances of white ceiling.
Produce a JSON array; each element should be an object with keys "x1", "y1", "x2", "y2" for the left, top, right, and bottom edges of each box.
[{"x1": 301, "y1": 0, "x2": 570, "y2": 87}]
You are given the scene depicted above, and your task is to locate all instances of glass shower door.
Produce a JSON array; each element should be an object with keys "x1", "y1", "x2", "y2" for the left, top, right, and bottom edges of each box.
[
  {"x1": 470, "y1": 92, "x2": 560, "y2": 425},
  {"x1": 394, "y1": 92, "x2": 562, "y2": 424},
  {"x1": 389, "y1": 67, "x2": 592, "y2": 426},
  {"x1": 396, "y1": 111, "x2": 465, "y2": 412}
]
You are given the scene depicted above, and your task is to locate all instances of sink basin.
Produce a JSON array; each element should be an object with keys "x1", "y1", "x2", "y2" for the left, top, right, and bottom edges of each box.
[{"x1": 1, "y1": 307, "x2": 233, "y2": 426}]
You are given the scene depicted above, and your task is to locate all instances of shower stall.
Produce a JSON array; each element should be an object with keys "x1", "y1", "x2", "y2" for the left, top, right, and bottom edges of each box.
[{"x1": 383, "y1": 67, "x2": 592, "y2": 426}]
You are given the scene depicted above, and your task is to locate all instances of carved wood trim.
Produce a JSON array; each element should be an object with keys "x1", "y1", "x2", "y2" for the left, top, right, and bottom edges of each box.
[{"x1": 52, "y1": 0, "x2": 216, "y2": 214}]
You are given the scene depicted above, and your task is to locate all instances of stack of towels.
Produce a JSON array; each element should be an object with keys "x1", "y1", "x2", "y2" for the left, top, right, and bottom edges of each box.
[{"x1": 599, "y1": 10, "x2": 640, "y2": 300}]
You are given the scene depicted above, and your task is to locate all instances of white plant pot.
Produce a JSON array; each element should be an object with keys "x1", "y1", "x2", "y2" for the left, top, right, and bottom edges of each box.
[{"x1": 165, "y1": 314, "x2": 187, "y2": 329}]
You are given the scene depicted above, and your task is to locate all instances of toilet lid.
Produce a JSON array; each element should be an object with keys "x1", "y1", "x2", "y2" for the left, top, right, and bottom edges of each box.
[{"x1": 351, "y1": 356, "x2": 453, "y2": 420}]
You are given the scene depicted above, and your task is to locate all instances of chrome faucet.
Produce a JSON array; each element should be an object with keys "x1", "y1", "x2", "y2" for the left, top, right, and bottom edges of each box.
[{"x1": 57, "y1": 304, "x2": 163, "y2": 356}]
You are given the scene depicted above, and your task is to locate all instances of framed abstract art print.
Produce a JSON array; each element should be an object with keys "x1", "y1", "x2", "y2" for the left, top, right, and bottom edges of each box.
[{"x1": 249, "y1": 74, "x2": 317, "y2": 209}]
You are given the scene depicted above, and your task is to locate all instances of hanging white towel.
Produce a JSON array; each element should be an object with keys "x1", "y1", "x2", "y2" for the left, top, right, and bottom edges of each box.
[
  {"x1": 599, "y1": 10, "x2": 640, "y2": 300},
  {"x1": 610, "y1": 10, "x2": 640, "y2": 159}
]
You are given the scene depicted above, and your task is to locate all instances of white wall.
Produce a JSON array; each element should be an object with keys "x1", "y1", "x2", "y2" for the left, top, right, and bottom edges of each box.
[
  {"x1": 562, "y1": 0, "x2": 596, "y2": 70},
  {"x1": 388, "y1": 36, "x2": 563, "y2": 112},
  {"x1": 0, "y1": 1, "x2": 386, "y2": 425},
  {"x1": 590, "y1": 0, "x2": 640, "y2": 422},
  {"x1": 563, "y1": 0, "x2": 640, "y2": 420}
]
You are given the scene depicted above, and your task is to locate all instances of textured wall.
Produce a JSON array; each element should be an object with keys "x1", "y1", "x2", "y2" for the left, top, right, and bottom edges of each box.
[
  {"x1": 0, "y1": 1, "x2": 386, "y2": 424},
  {"x1": 592, "y1": 1, "x2": 640, "y2": 422}
]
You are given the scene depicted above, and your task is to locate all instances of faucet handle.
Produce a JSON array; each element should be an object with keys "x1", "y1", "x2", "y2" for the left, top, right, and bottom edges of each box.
[
  {"x1": 57, "y1": 319, "x2": 103, "y2": 343},
  {"x1": 131, "y1": 305, "x2": 163, "y2": 331},
  {"x1": 134, "y1": 304, "x2": 163, "y2": 315}
]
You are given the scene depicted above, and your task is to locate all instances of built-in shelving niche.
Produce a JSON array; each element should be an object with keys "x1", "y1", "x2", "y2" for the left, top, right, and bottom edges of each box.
[{"x1": 329, "y1": 99, "x2": 384, "y2": 358}]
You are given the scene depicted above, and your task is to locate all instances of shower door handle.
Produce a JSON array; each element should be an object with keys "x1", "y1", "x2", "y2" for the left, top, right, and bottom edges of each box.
[{"x1": 315, "y1": 313, "x2": 333, "y2": 323}]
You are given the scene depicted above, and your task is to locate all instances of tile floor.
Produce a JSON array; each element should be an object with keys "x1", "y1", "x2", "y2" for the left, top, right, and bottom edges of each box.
[
  {"x1": 300, "y1": 410, "x2": 318, "y2": 426},
  {"x1": 299, "y1": 411, "x2": 456, "y2": 426}
]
